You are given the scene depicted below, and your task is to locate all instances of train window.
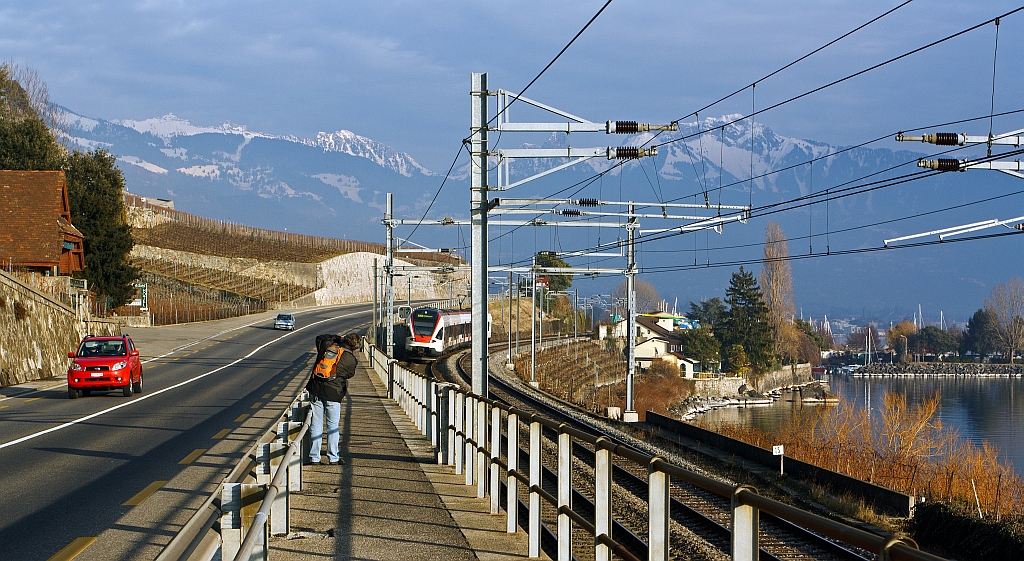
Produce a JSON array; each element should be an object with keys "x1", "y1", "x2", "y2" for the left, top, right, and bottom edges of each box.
[{"x1": 412, "y1": 309, "x2": 439, "y2": 336}]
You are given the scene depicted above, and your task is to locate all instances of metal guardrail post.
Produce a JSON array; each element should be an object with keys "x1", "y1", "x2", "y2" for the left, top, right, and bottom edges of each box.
[
  {"x1": 557, "y1": 426, "x2": 572, "y2": 561},
  {"x1": 529, "y1": 419, "x2": 542, "y2": 558},
  {"x1": 455, "y1": 392, "x2": 465, "y2": 475},
  {"x1": 433, "y1": 382, "x2": 443, "y2": 453},
  {"x1": 446, "y1": 386, "x2": 456, "y2": 466},
  {"x1": 506, "y1": 411, "x2": 519, "y2": 533},
  {"x1": 420, "y1": 377, "x2": 429, "y2": 433},
  {"x1": 477, "y1": 398, "x2": 487, "y2": 499},
  {"x1": 731, "y1": 485, "x2": 759, "y2": 561},
  {"x1": 595, "y1": 437, "x2": 613, "y2": 561},
  {"x1": 465, "y1": 395, "x2": 475, "y2": 486},
  {"x1": 440, "y1": 384, "x2": 452, "y2": 464},
  {"x1": 221, "y1": 483, "x2": 266, "y2": 561},
  {"x1": 387, "y1": 359, "x2": 396, "y2": 399},
  {"x1": 489, "y1": 404, "x2": 501, "y2": 514},
  {"x1": 255, "y1": 442, "x2": 291, "y2": 536},
  {"x1": 648, "y1": 457, "x2": 670, "y2": 561}
]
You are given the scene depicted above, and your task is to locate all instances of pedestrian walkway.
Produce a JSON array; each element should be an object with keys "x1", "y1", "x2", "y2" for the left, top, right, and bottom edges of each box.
[{"x1": 268, "y1": 353, "x2": 542, "y2": 560}]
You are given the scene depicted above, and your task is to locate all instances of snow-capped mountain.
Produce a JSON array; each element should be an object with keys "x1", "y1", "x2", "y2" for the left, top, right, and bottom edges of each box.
[{"x1": 60, "y1": 107, "x2": 1022, "y2": 319}]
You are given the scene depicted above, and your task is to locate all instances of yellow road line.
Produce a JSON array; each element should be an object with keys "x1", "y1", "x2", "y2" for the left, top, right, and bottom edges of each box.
[
  {"x1": 25, "y1": 397, "x2": 41, "y2": 402},
  {"x1": 213, "y1": 428, "x2": 232, "y2": 439},
  {"x1": 262, "y1": 393, "x2": 271, "y2": 399},
  {"x1": 122, "y1": 480, "x2": 168, "y2": 506},
  {"x1": 251, "y1": 402, "x2": 262, "y2": 409},
  {"x1": 47, "y1": 537, "x2": 96, "y2": 561},
  {"x1": 178, "y1": 448, "x2": 207, "y2": 465},
  {"x1": 234, "y1": 414, "x2": 249, "y2": 423}
]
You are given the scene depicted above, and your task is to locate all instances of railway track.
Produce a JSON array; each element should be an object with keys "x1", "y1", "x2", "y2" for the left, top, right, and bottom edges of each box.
[{"x1": 448, "y1": 348, "x2": 871, "y2": 561}]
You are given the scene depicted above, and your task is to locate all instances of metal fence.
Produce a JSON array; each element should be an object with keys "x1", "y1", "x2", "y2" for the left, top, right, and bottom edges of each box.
[
  {"x1": 157, "y1": 393, "x2": 312, "y2": 561},
  {"x1": 363, "y1": 340, "x2": 946, "y2": 561}
]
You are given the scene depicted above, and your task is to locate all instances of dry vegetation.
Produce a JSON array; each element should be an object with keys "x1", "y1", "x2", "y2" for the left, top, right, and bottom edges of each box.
[
  {"x1": 699, "y1": 391, "x2": 1024, "y2": 521},
  {"x1": 514, "y1": 341, "x2": 694, "y2": 420}
]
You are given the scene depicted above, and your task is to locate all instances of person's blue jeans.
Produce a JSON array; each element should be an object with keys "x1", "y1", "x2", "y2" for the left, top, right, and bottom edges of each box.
[{"x1": 309, "y1": 397, "x2": 341, "y2": 463}]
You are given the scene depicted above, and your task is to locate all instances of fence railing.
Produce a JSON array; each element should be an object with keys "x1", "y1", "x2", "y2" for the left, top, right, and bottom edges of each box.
[
  {"x1": 157, "y1": 392, "x2": 312, "y2": 561},
  {"x1": 362, "y1": 339, "x2": 946, "y2": 561}
]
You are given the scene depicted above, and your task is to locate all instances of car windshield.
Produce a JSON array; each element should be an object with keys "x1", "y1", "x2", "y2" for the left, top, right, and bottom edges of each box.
[
  {"x1": 277, "y1": 314, "x2": 293, "y2": 321},
  {"x1": 79, "y1": 340, "x2": 126, "y2": 357},
  {"x1": 411, "y1": 309, "x2": 438, "y2": 336}
]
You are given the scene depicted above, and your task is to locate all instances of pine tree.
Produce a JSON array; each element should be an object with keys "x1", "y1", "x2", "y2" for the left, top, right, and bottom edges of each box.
[
  {"x1": 65, "y1": 150, "x2": 140, "y2": 308},
  {"x1": 721, "y1": 266, "x2": 775, "y2": 373}
]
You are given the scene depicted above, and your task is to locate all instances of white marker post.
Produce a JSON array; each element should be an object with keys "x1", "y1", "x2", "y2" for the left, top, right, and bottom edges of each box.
[{"x1": 773, "y1": 445, "x2": 784, "y2": 475}]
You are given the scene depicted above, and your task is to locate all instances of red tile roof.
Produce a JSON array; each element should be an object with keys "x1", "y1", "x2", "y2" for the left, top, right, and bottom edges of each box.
[{"x1": 0, "y1": 171, "x2": 84, "y2": 272}]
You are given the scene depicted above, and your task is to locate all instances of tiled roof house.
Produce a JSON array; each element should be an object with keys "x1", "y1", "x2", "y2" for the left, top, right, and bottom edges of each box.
[{"x1": 0, "y1": 170, "x2": 85, "y2": 275}]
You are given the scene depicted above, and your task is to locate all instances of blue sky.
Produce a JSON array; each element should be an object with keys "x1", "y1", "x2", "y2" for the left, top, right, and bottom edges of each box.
[{"x1": 2, "y1": 1, "x2": 1022, "y2": 172}]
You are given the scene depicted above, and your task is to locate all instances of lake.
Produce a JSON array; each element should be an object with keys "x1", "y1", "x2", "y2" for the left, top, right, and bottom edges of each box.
[{"x1": 698, "y1": 374, "x2": 1024, "y2": 476}]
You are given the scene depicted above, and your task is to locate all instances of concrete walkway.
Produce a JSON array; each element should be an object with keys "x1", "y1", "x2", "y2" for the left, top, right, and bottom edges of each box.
[{"x1": 269, "y1": 354, "x2": 542, "y2": 560}]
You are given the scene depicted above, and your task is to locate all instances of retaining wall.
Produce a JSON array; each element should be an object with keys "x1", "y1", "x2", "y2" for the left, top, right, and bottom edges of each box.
[
  {"x1": 0, "y1": 271, "x2": 120, "y2": 386},
  {"x1": 646, "y1": 411, "x2": 915, "y2": 517}
]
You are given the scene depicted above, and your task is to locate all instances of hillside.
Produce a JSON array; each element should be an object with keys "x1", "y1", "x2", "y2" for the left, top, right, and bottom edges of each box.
[{"x1": 122, "y1": 193, "x2": 452, "y2": 325}]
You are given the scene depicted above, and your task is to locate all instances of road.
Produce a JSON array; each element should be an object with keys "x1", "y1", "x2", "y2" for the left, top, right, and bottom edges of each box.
[{"x1": 0, "y1": 303, "x2": 373, "y2": 561}]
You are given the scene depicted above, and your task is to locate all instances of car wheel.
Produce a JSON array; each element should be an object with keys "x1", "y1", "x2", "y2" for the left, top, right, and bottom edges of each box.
[
  {"x1": 122, "y1": 382, "x2": 133, "y2": 397},
  {"x1": 82, "y1": 389, "x2": 91, "y2": 397},
  {"x1": 69, "y1": 388, "x2": 78, "y2": 399},
  {"x1": 133, "y1": 371, "x2": 143, "y2": 394}
]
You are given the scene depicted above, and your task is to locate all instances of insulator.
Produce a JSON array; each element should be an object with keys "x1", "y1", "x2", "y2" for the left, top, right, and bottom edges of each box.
[
  {"x1": 615, "y1": 147, "x2": 640, "y2": 159},
  {"x1": 559, "y1": 209, "x2": 582, "y2": 217},
  {"x1": 576, "y1": 198, "x2": 599, "y2": 207},
  {"x1": 614, "y1": 121, "x2": 639, "y2": 134},
  {"x1": 932, "y1": 132, "x2": 961, "y2": 146},
  {"x1": 920, "y1": 158, "x2": 962, "y2": 172}
]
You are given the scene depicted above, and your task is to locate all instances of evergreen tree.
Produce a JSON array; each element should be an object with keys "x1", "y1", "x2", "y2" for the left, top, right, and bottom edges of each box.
[
  {"x1": 688, "y1": 297, "x2": 727, "y2": 330},
  {"x1": 678, "y1": 326, "x2": 721, "y2": 373},
  {"x1": 0, "y1": 117, "x2": 64, "y2": 170},
  {"x1": 961, "y1": 308, "x2": 1000, "y2": 357},
  {"x1": 65, "y1": 150, "x2": 140, "y2": 308},
  {"x1": 721, "y1": 266, "x2": 774, "y2": 373},
  {"x1": 534, "y1": 251, "x2": 572, "y2": 292}
]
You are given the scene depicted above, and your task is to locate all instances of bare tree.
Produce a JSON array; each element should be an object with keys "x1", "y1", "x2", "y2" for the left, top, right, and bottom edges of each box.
[
  {"x1": 760, "y1": 222, "x2": 796, "y2": 356},
  {"x1": 611, "y1": 278, "x2": 662, "y2": 315},
  {"x1": 1, "y1": 61, "x2": 68, "y2": 143},
  {"x1": 985, "y1": 277, "x2": 1024, "y2": 364}
]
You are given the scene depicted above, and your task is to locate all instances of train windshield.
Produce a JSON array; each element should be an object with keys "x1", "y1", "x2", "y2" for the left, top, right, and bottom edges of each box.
[{"x1": 411, "y1": 309, "x2": 439, "y2": 336}]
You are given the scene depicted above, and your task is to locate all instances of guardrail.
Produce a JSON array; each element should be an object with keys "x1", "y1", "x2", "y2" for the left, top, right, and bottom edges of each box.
[
  {"x1": 363, "y1": 340, "x2": 948, "y2": 561},
  {"x1": 157, "y1": 392, "x2": 313, "y2": 561}
]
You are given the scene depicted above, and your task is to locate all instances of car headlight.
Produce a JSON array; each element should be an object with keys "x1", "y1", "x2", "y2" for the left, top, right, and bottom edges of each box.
[
  {"x1": 112, "y1": 360, "x2": 128, "y2": 370},
  {"x1": 70, "y1": 362, "x2": 83, "y2": 371}
]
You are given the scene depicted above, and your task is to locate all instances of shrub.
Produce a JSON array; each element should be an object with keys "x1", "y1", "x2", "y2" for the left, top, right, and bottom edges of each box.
[{"x1": 13, "y1": 300, "x2": 27, "y2": 320}]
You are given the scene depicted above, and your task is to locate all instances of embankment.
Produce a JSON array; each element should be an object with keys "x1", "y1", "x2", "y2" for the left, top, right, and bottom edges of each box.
[{"x1": 0, "y1": 271, "x2": 119, "y2": 386}]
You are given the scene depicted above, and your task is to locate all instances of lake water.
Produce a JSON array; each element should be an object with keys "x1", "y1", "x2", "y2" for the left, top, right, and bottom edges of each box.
[{"x1": 698, "y1": 374, "x2": 1024, "y2": 476}]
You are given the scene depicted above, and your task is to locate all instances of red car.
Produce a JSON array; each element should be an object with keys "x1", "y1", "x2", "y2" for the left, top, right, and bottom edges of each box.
[{"x1": 67, "y1": 334, "x2": 144, "y2": 399}]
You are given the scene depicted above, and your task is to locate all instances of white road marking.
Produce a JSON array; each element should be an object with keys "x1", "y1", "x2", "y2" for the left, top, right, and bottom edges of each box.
[
  {"x1": 0, "y1": 310, "x2": 366, "y2": 451},
  {"x1": 0, "y1": 304, "x2": 367, "y2": 402}
]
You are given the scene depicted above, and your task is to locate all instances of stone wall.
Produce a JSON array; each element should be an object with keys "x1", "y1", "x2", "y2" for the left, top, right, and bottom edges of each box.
[
  {"x1": 130, "y1": 247, "x2": 450, "y2": 308},
  {"x1": 0, "y1": 271, "x2": 120, "y2": 386},
  {"x1": 691, "y1": 364, "x2": 813, "y2": 397},
  {"x1": 750, "y1": 363, "x2": 814, "y2": 392}
]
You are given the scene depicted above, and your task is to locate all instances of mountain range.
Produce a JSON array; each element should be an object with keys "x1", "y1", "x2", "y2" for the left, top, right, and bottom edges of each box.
[{"x1": 62, "y1": 108, "x2": 1024, "y2": 324}]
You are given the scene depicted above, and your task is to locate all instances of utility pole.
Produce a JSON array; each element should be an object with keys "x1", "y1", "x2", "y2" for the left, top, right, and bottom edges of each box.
[
  {"x1": 470, "y1": 72, "x2": 489, "y2": 397},
  {"x1": 372, "y1": 258, "x2": 378, "y2": 345},
  {"x1": 506, "y1": 270, "x2": 514, "y2": 368},
  {"x1": 623, "y1": 202, "x2": 639, "y2": 423},
  {"x1": 384, "y1": 193, "x2": 395, "y2": 357},
  {"x1": 531, "y1": 254, "x2": 538, "y2": 387},
  {"x1": 407, "y1": 276, "x2": 412, "y2": 307}
]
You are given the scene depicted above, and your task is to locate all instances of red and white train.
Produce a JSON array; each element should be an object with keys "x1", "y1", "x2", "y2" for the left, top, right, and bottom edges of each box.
[{"x1": 404, "y1": 307, "x2": 492, "y2": 358}]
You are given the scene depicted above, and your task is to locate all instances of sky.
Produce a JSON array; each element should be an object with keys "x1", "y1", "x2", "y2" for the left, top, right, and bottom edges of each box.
[{"x1": 2, "y1": 1, "x2": 1023, "y2": 173}]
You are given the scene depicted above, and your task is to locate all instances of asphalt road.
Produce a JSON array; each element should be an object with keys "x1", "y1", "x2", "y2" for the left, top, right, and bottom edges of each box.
[{"x1": 0, "y1": 303, "x2": 373, "y2": 561}]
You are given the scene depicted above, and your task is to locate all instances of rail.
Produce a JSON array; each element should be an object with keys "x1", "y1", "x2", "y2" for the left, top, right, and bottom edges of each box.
[
  {"x1": 363, "y1": 339, "x2": 947, "y2": 561},
  {"x1": 157, "y1": 392, "x2": 313, "y2": 561}
]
